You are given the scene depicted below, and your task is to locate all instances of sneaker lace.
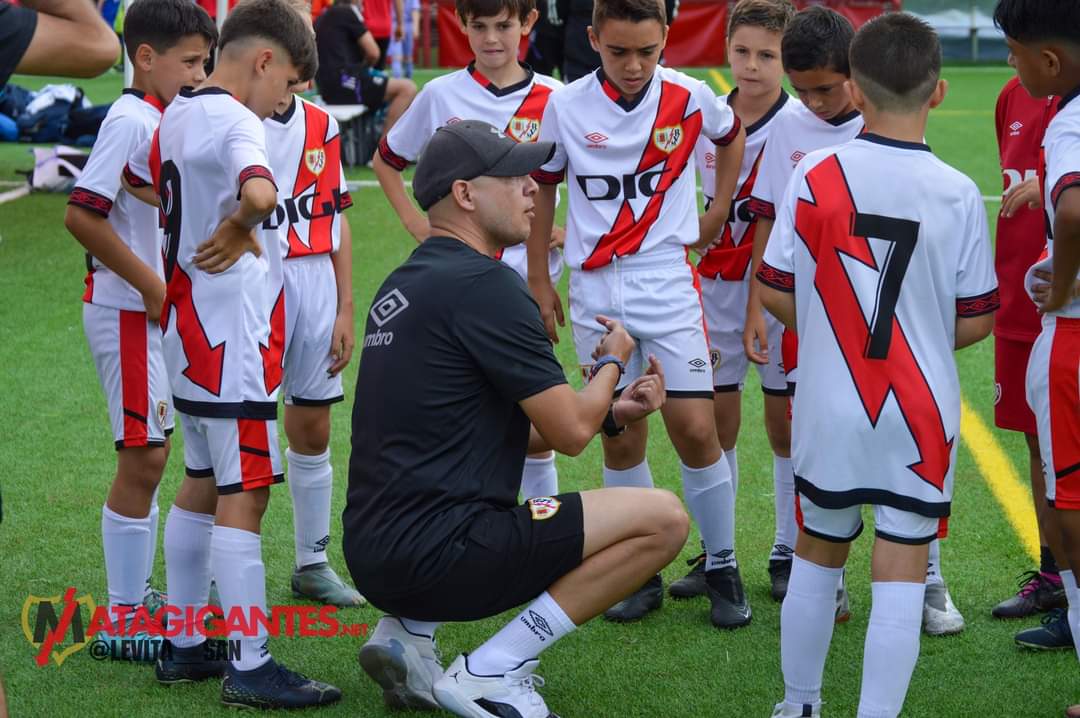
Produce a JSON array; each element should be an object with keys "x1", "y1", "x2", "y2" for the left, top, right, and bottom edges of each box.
[
  {"x1": 505, "y1": 672, "x2": 546, "y2": 707},
  {"x1": 1042, "y1": 607, "x2": 1067, "y2": 626},
  {"x1": 1015, "y1": 570, "x2": 1044, "y2": 598},
  {"x1": 685, "y1": 552, "x2": 706, "y2": 568}
]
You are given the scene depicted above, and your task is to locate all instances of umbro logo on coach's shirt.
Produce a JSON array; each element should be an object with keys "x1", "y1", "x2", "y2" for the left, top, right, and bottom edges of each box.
[{"x1": 371, "y1": 289, "x2": 410, "y2": 327}]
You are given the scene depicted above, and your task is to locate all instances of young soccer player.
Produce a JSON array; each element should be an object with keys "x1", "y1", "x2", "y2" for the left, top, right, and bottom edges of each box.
[
  {"x1": 63, "y1": 0, "x2": 216, "y2": 660},
  {"x1": 670, "y1": 0, "x2": 797, "y2": 604},
  {"x1": 528, "y1": 0, "x2": 751, "y2": 627},
  {"x1": 757, "y1": 14, "x2": 997, "y2": 717},
  {"x1": 994, "y1": 4, "x2": 1080, "y2": 713},
  {"x1": 123, "y1": 0, "x2": 341, "y2": 707},
  {"x1": 374, "y1": 0, "x2": 566, "y2": 501}
]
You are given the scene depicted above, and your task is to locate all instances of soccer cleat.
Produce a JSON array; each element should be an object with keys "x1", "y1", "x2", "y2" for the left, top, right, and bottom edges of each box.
[
  {"x1": 1015, "y1": 608, "x2": 1073, "y2": 651},
  {"x1": 143, "y1": 587, "x2": 168, "y2": 619},
  {"x1": 221, "y1": 658, "x2": 342, "y2": 709},
  {"x1": 603, "y1": 574, "x2": 663, "y2": 622},
  {"x1": 706, "y1": 566, "x2": 752, "y2": 629},
  {"x1": 768, "y1": 558, "x2": 792, "y2": 602},
  {"x1": 771, "y1": 700, "x2": 821, "y2": 717},
  {"x1": 291, "y1": 562, "x2": 366, "y2": 607},
  {"x1": 668, "y1": 552, "x2": 707, "y2": 599},
  {"x1": 922, "y1": 582, "x2": 965, "y2": 635},
  {"x1": 835, "y1": 574, "x2": 851, "y2": 624},
  {"x1": 992, "y1": 570, "x2": 1067, "y2": 619},
  {"x1": 155, "y1": 640, "x2": 227, "y2": 685},
  {"x1": 433, "y1": 654, "x2": 556, "y2": 718},
  {"x1": 358, "y1": 616, "x2": 443, "y2": 710}
]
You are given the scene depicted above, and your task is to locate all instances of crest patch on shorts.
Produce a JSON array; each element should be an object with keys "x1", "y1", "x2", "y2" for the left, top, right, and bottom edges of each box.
[
  {"x1": 527, "y1": 496, "x2": 561, "y2": 521},
  {"x1": 156, "y1": 400, "x2": 168, "y2": 430}
]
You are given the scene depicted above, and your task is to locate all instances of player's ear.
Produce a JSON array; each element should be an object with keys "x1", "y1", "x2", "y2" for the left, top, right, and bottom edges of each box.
[
  {"x1": 521, "y1": 8, "x2": 539, "y2": 35},
  {"x1": 845, "y1": 79, "x2": 866, "y2": 113},
  {"x1": 255, "y1": 48, "x2": 275, "y2": 76},
  {"x1": 1042, "y1": 47, "x2": 1063, "y2": 80},
  {"x1": 928, "y1": 79, "x2": 948, "y2": 110},
  {"x1": 587, "y1": 25, "x2": 600, "y2": 53},
  {"x1": 135, "y1": 43, "x2": 155, "y2": 74}
]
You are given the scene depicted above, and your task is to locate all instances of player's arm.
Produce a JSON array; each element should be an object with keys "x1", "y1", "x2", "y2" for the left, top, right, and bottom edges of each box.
[
  {"x1": 14, "y1": 0, "x2": 119, "y2": 79},
  {"x1": 328, "y1": 214, "x2": 356, "y2": 375},
  {"x1": 373, "y1": 151, "x2": 429, "y2": 242},
  {"x1": 194, "y1": 176, "x2": 277, "y2": 273},
  {"x1": 758, "y1": 283, "x2": 794, "y2": 331},
  {"x1": 393, "y1": 0, "x2": 405, "y2": 39},
  {"x1": 527, "y1": 182, "x2": 563, "y2": 342},
  {"x1": 120, "y1": 177, "x2": 160, "y2": 208},
  {"x1": 696, "y1": 125, "x2": 745, "y2": 253},
  {"x1": 358, "y1": 28, "x2": 381, "y2": 65},
  {"x1": 955, "y1": 314, "x2": 994, "y2": 350},
  {"x1": 1043, "y1": 185, "x2": 1080, "y2": 314},
  {"x1": 742, "y1": 215, "x2": 774, "y2": 364}
]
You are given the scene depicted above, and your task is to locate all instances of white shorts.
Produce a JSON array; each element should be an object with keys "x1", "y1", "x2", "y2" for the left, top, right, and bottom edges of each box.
[
  {"x1": 180, "y1": 413, "x2": 284, "y2": 495},
  {"x1": 282, "y1": 255, "x2": 345, "y2": 406},
  {"x1": 83, "y1": 303, "x2": 174, "y2": 449},
  {"x1": 569, "y1": 252, "x2": 712, "y2": 397},
  {"x1": 699, "y1": 275, "x2": 788, "y2": 394},
  {"x1": 797, "y1": 493, "x2": 939, "y2": 545},
  {"x1": 500, "y1": 244, "x2": 564, "y2": 286},
  {"x1": 1027, "y1": 317, "x2": 1080, "y2": 510}
]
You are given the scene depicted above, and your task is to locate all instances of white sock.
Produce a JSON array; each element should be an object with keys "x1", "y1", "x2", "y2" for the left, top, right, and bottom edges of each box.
[
  {"x1": 286, "y1": 448, "x2": 333, "y2": 569},
  {"x1": 603, "y1": 460, "x2": 654, "y2": 488},
  {"x1": 724, "y1": 447, "x2": 739, "y2": 498},
  {"x1": 211, "y1": 526, "x2": 271, "y2": 671},
  {"x1": 781, "y1": 556, "x2": 843, "y2": 710},
  {"x1": 857, "y1": 581, "x2": 926, "y2": 718},
  {"x1": 925, "y1": 539, "x2": 943, "y2": 586},
  {"x1": 102, "y1": 504, "x2": 152, "y2": 608},
  {"x1": 163, "y1": 506, "x2": 214, "y2": 649},
  {"x1": 682, "y1": 459, "x2": 736, "y2": 571},
  {"x1": 1060, "y1": 570, "x2": 1080, "y2": 661},
  {"x1": 396, "y1": 617, "x2": 441, "y2": 640},
  {"x1": 468, "y1": 591, "x2": 576, "y2": 676},
  {"x1": 145, "y1": 488, "x2": 160, "y2": 597},
  {"x1": 772, "y1": 455, "x2": 797, "y2": 560},
  {"x1": 520, "y1": 454, "x2": 559, "y2": 501}
]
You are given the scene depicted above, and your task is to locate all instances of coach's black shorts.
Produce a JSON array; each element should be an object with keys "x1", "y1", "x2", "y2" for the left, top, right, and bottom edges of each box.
[
  {"x1": 319, "y1": 68, "x2": 389, "y2": 108},
  {"x1": 363, "y1": 493, "x2": 584, "y2": 622}
]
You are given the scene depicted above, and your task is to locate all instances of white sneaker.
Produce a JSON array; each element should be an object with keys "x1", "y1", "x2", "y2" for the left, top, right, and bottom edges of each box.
[
  {"x1": 923, "y1": 581, "x2": 965, "y2": 636},
  {"x1": 771, "y1": 700, "x2": 821, "y2": 717},
  {"x1": 433, "y1": 654, "x2": 554, "y2": 718},
  {"x1": 358, "y1": 616, "x2": 444, "y2": 710}
]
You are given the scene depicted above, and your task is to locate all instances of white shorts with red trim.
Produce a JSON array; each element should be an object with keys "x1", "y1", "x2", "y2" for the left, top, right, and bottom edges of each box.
[
  {"x1": 569, "y1": 251, "x2": 713, "y2": 396},
  {"x1": 699, "y1": 276, "x2": 788, "y2": 393},
  {"x1": 180, "y1": 413, "x2": 284, "y2": 495},
  {"x1": 499, "y1": 244, "x2": 564, "y2": 287},
  {"x1": 1027, "y1": 317, "x2": 1080, "y2": 510},
  {"x1": 282, "y1": 255, "x2": 345, "y2": 406},
  {"x1": 83, "y1": 303, "x2": 174, "y2": 450},
  {"x1": 796, "y1": 493, "x2": 940, "y2": 545}
]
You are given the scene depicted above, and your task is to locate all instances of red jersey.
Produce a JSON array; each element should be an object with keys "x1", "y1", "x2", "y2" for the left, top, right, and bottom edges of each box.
[
  {"x1": 995, "y1": 77, "x2": 1058, "y2": 342},
  {"x1": 363, "y1": 0, "x2": 391, "y2": 38}
]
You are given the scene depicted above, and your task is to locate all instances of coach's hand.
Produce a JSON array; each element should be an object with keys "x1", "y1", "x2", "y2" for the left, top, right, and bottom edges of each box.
[
  {"x1": 142, "y1": 277, "x2": 166, "y2": 324},
  {"x1": 613, "y1": 354, "x2": 666, "y2": 424},
  {"x1": 592, "y1": 315, "x2": 635, "y2": 363},
  {"x1": 1001, "y1": 177, "x2": 1042, "y2": 218},
  {"x1": 549, "y1": 225, "x2": 566, "y2": 250},
  {"x1": 743, "y1": 299, "x2": 770, "y2": 365},
  {"x1": 196, "y1": 217, "x2": 263, "y2": 273},
  {"x1": 530, "y1": 277, "x2": 565, "y2": 343},
  {"x1": 1031, "y1": 268, "x2": 1080, "y2": 313},
  {"x1": 328, "y1": 307, "x2": 356, "y2": 376}
]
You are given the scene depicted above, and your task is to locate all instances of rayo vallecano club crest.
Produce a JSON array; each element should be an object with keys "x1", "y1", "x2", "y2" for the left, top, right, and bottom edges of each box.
[
  {"x1": 653, "y1": 124, "x2": 683, "y2": 154},
  {"x1": 305, "y1": 148, "x2": 326, "y2": 175},
  {"x1": 507, "y1": 116, "x2": 541, "y2": 143}
]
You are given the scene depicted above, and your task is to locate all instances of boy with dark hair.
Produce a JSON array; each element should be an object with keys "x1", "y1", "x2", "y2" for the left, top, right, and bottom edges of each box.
[
  {"x1": 64, "y1": 0, "x2": 216, "y2": 661},
  {"x1": 993, "y1": 3, "x2": 1080, "y2": 713},
  {"x1": 528, "y1": 0, "x2": 751, "y2": 628},
  {"x1": 757, "y1": 14, "x2": 996, "y2": 717},
  {"x1": 123, "y1": 0, "x2": 342, "y2": 708}
]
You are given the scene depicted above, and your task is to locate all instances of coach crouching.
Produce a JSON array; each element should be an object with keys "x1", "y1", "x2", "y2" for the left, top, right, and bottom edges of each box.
[{"x1": 343, "y1": 119, "x2": 689, "y2": 718}]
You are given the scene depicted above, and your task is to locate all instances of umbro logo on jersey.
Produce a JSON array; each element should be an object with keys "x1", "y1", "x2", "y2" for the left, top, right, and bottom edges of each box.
[
  {"x1": 507, "y1": 116, "x2": 540, "y2": 143},
  {"x1": 652, "y1": 125, "x2": 683, "y2": 154},
  {"x1": 585, "y1": 131, "x2": 608, "y2": 148},
  {"x1": 688, "y1": 357, "x2": 708, "y2": 373},
  {"x1": 790, "y1": 150, "x2": 806, "y2": 164},
  {"x1": 520, "y1": 610, "x2": 555, "y2": 640},
  {"x1": 704, "y1": 152, "x2": 716, "y2": 168},
  {"x1": 447, "y1": 116, "x2": 462, "y2": 125},
  {"x1": 304, "y1": 148, "x2": 326, "y2": 175},
  {"x1": 1009, "y1": 120, "x2": 1023, "y2": 136}
]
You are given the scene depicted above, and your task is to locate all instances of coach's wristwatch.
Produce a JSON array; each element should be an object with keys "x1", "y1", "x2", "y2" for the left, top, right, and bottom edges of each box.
[{"x1": 589, "y1": 354, "x2": 625, "y2": 381}]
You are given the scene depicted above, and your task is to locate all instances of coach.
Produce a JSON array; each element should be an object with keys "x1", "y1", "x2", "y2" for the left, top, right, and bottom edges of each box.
[{"x1": 343, "y1": 120, "x2": 689, "y2": 713}]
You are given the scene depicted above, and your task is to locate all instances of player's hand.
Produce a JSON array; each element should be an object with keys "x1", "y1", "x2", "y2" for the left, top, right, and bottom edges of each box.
[
  {"x1": 142, "y1": 277, "x2": 166, "y2": 324},
  {"x1": 694, "y1": 209, "x2": 727, "y2": 254},
  {"x1": 549, "y1": 225, "x2": 566, "y2": 251},
  {"x1": 395, "y1": 21, "x2": 405, "y2": 40},
  {"x1": 405, "y1": 215, "x2": 431, "y2": 244},
  {"x1": 1031, "y1": 268, "x2": 1080, "y2": 313},
  {"x1": 743, "y1": 301, "x2": 769, "y2": 365},
  {"x1": 613, "y1": 354, "x2": 666, "y2": 423},
  {"x1": 1001, "y1": 177, "x2": 1042, "y2": 218},
  {"x1": 592, "y1": 315, "x2": 635, "y2": 363},
  {"x1": 196, "y1": 217, "x2": 262, "y2": 273},
  {"x1": 530, "y1": 277, "x2": 565, "y2": 343},
  {"x1": 328, "y1": 308, "x2": 355, "y2": 376}
]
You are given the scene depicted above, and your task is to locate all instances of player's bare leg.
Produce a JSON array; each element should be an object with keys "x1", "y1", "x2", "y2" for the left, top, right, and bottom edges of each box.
[{"x1": 284, "y1": 404, "x2": 363, "y2": 607}]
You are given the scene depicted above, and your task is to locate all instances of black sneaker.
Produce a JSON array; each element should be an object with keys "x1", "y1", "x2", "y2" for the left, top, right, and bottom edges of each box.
[
  {"x1": 706, "y1": 566, "x2": 752, "y2": 629},
  {"x1": 768, "y1": 559, "x2": 792, "y2": 602},
  {"x1": 668, "y1": 553, "x2": 707, "y2": 599},
  {"x1": 1015, "y1": 608, "x2": 1073, "y2": 651},
  {"x1": 603, "y1": 574, "x2": 663, "y2": 622},
  {"x1": 156, "y1": 641, "x2": 228, "y2": 685},
  {"x1": 992, "y1": 570, "x2": 1067, "y2": 619},
  {"x1": 221, "y1": 658, "x2": 342, "y2": 709}
]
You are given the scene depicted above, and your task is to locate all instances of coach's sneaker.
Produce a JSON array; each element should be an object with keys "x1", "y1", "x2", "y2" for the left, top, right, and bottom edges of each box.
[
  {"x1": 835, "y1": 575, "x2": 851, "y2": 624},
  {"x1": 923, "y1": 582, "x2": 965, "y2": 636},
  {"x1": 604, "y1": 574, "x2": 663, "y2": 622},
  {"x1": 771, "y1": 700, "x2": 821, "y2": 717},
  {"x1": 359, "y1": 616, "x2": 443, "y2": 710},
  {"x1": 768, "y1": 558, "x2": 793, "y2": 602},
  {"x1": 221, "y1": 658, "x2": 342, "y2": 709},
  {"x1": 993, "y1": 570, "x2": 1066, "y2": 619},
  {"x1": 1015, "y1": 608, "x2": 1073, "y2": 650},
  {"x1": 433, "y1": 655, "x2": 555, "y2": 718},
  {"x1": 669, "y1": 552, "x2": 707, "y2": 599},
  {"x1": 291, "y1": 562, "x2": 366, "y2": 607},
  {"x1": 706, "y1": 566, "x2": 752, "y2": 629},
  {"x1": 155, "y1": 640, "x2": 228, "y2": 685}
]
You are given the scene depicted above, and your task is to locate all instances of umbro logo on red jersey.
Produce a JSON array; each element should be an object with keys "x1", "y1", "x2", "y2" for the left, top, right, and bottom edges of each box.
[
  {"x1": 790, "y1": 150, "x2": 806, "y2": 164},
  {"x1": 1009, "y1": 120, "x2": 1023, "y2": 136},
  {"x1": 585, "y1": 131, "x2": 608, "y2": 149}
]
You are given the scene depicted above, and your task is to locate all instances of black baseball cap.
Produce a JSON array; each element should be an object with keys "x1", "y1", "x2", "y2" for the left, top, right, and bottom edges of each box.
[{"x1": 412, "y1": 120, "x2": 555, "y2": 211}]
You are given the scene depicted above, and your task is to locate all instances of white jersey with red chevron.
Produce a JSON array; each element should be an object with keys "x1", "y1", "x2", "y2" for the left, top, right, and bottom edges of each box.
[
  {"x1": 535, "y1": 66, "x2": 740, "y2": 270},
  {"x1": 70, "y1": 89, "x2": 165, "y2": 311},
  {"x1": 759, "y1": 134, "x2": 998, "y2": 516},
  {"x1": 263, "y1": 96, "x2": 352, "y2": 259},
  {"x1": 694, "y1": 90, "x2": 798, "y2": 281},
  {"x1": 125, "y1": 87, "x2": 283, "y2": 420}
]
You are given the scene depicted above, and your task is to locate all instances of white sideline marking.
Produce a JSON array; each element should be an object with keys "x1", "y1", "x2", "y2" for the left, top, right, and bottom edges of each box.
[{"x1": 0, "y1": 185, "x2": 30, "y2": 204}]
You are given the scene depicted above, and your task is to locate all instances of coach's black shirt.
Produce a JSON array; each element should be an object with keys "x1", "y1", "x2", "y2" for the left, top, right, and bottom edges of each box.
[
  {"x1": 344, "y1": 236, "x2": 568, "y2": 598},
  {"x1": 0, "y1": 3, "x2": 37, "y2": 88}
]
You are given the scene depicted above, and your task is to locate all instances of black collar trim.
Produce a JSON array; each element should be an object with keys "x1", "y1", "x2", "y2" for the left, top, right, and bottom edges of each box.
[
  {"x1": 744, "y1": 90, "x2": 790, "y2": 136},
  {"x1": 1061, "y1": 85, "x2": 1080, "y2": 109},
  {"x1": 857, "y1": 132, "x2": 931, "y2": 152},
  {"x1": 827, "y1": 108, "x2": 861, "y2": 126},
  {"x1": 179, "y1": 86, "x2": 233, "y2": 98},
  {"x1": 122, "y1": 88, "x2": 165, "y2": 112},
  {"x1": 467, "y1": 62, "x2": 535, "y2": 97},
  {"x1": 596, "y1": 68, "x2": 652, "y2": 112},
  {"x1": 270, "y1": 96, "x2": 298, "y2": 124}
]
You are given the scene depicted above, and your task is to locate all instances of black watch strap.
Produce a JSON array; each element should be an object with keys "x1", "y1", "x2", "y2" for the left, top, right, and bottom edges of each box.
[{"x1": 602, "y1": 405, "x2": 625, "y2": 437}]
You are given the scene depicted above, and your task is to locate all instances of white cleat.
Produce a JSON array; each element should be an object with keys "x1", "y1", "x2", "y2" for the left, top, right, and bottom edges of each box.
[
  {"x1": 923, "y1": 582, "x2": 965, "y2": 636},
  {"x1": 771, "y1": 700, "x2": 821, "y2": 717},
  {"x1": 433, "y1": 654, "x2": 556, "y2": 718},
  {"x1": 358, "y1": 616, "x2": 444, "y2": 710}
]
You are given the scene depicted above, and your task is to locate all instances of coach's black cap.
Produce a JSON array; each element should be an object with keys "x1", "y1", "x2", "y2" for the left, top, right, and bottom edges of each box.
[{"x1": 413, "y1": 119, "x2": 555, "y2": 211}]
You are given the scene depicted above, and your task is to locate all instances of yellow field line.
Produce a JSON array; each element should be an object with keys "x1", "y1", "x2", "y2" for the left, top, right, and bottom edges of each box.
[
  {"x1": 960, "y1": 397, "x2": 1040, "y2": 561},
  {"x1": 708, "y1": 69, "x2": 733, "y2": 94}
]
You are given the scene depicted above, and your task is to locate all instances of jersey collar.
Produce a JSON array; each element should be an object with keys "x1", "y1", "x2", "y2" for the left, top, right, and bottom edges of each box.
[
  {"x1": 1060, "y1": 85, "x2": 1080, "y2": 110},
  {"x1": 596, "y1": 68, "x2": 652, "y2": 112},
  {"x1": 739, "y1": 89, "x2": 790, "y2": 136},
  {"x1": 270, "y1": 96, "x2": 299, "y2": 124},
  {"x1": 122, "y1": 88, "x2": 165, "y2": 113},
  {"x1": 826, "y1": 108, "x2": 861, "y2": 127},
  {"x1": 466, "y1": 62, "x2": 535, "y2": 97},
  {"x1": 857, "y1": 132, "x2": 931, "y2": 153}
]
